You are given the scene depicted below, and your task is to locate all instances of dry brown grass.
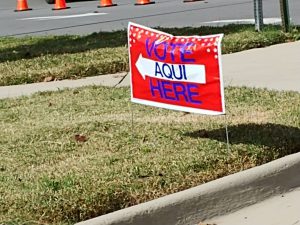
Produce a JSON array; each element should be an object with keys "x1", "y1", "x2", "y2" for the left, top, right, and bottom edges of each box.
[{"x1": 0, "y1": 86, "x2": 299, "y2": 225}]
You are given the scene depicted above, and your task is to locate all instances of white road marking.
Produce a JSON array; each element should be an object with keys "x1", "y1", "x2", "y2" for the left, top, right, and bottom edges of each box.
[
  {"x1": 203, "y1": 18, "x2": 282, "y2": 25},
  {"x1": 18, "y1": 12, "x2": 107, "y2": 21}
]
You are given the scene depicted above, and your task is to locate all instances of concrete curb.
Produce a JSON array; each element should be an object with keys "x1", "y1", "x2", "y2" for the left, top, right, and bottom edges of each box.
[{"x1": 76, "y1": 152, "x2": 300, "y2": 225}]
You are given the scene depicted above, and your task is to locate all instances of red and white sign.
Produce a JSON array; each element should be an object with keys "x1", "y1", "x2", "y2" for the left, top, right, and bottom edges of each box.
[{"x1": 128, "y1": 22, "x2": 225, "y2": 115}]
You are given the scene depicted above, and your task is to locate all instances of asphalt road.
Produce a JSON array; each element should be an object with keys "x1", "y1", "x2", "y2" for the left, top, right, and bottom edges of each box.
[{"x1": 0, "y1": 0, "x2": 299, "y2": 37}]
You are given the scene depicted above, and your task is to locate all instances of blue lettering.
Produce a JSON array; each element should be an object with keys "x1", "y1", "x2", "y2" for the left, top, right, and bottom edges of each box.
[
  {"x1": 155, "y1": 63, "x2": 188, "y2": 81},
  {"x1": 149, "y1": 79, "x2": 201, "y2": 105},
  {"x1": 187, "y1": 83, "x2": 202, "y2": 104},
  {"x1": 173, "y1": 65, "x2": 187, "y2": 80},
  {"x1": 181, "y1": 42, "x2": 196, "y2": 63},
  {"x1": 173, "y1": 83, "x2": 188, "y2": 101},
  {"x1": 162, "y1": 64, "x2": 173, "y2": 79},
  {"x1": 182, "y1": 65, "x2": 187, "y2": 80},
  {"x1": 155, "y1": 62, "x2": 163, "y2": 78},
  {"x1": 145, "y1": 38, "x2": 155, "y2": 57},
  {"x1": 150, "y1": 79, "x2": 163, "y2": 98},
  {"x1": 145, "y1": 39, "x2": 197, "y2": 63},
  {"x1": 170, "y1": 43, "x2": 183, "y2": 62},
  {"x1": 172, "y1": 65, "x2": 182, "y2": 80},
  {"x1": 161, "y1": 81, "x2": 176, "y2": 100},
  {"x1": 154, "y1": 41, "x2": 167, "y2": 61}
]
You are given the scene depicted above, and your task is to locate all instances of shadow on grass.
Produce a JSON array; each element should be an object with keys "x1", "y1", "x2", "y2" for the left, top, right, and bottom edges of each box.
[
  {"x1": 185, "y1": 123, "x2": 300, "y2": 157},
  {"x1": 0, "y1": 30, "x2": 128, "y2": 63},
  {"x1": 0, "y1": 24, "x2": 283, "y2": 63}
]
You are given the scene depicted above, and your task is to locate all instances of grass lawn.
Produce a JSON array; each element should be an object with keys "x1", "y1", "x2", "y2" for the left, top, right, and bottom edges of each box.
[
  {"x1": 0, "y1": 25, "x2": 299, "y2": 86},
  {"x1": 0, "y1": 86, "x2": 299, "y2": 225}
]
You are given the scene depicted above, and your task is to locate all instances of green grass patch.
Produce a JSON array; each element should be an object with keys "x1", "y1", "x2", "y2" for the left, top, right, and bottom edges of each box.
[
  {"x1": 0, "y1": 86, "x2": 299, "y2": 225},
  {"x1": 0, "y1": 25, "x2": 299, "y2": 86}
]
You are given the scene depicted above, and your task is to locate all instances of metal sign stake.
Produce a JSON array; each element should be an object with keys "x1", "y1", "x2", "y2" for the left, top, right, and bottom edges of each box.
[
  {"x1": 224, "y1": 114, "x2": 230, "y2": 152},
  {"x1": 254, "y1": 0, "x2": 264, "y2": 31},
  {"x1": 129, "y1": 101, "x2": 134, "y2": 142},
  {"x1": 280, "y1": 0, "x2": 290, "y2": 32}
]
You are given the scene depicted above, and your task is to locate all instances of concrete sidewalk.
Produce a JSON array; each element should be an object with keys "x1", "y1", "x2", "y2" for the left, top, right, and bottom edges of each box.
[
  {"x1": 0, "y1": 73, "x2": 129, "y2": 99},
  {"x1": 205, "y1": 188, "x2": 300, "y2": 225},
  {"x1": 0, "y1": 41, "x2": 300, "y2": 99},
  {"x1": 222, "y1": 40, "x2": 300, "y2": 92}
]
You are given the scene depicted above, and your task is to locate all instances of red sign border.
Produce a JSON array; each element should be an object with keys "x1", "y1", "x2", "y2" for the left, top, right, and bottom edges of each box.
[{"x1": 128, "y1": 22, "x2": 225, "y2": 115}]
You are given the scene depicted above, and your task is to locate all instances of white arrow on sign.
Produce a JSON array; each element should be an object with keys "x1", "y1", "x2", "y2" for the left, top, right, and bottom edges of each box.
[{"x1": 135, "y1": 54, "x2": 206, "y2": 84}]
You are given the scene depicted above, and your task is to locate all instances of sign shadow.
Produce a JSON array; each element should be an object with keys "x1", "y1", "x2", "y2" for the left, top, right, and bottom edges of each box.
[{"x1": 185, "y1": 123, "x2": 300, "y2": 157}]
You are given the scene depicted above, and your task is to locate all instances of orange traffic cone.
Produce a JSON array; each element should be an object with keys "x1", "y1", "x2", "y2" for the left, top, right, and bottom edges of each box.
[
  {"x1": 98, "y1": 0, "x2": 117, "y2": 7},
  {"x1": 183, "y1": 0, "x2": 203, "y2": 2},
  {"x1": 52, "y1": 0, "x2": 70, "y2": 10},
  {"x1": 135, "y1": 0, "x2": 155, "y2": 6},
  {"x1": 15, "y1": 0, "x2": 32, "y2": 12}
]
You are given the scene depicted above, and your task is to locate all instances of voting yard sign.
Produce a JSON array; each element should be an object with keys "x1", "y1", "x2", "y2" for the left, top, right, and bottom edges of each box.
[{"x1": 128, "y1": 22, "x2": 225, "y2": 115}]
